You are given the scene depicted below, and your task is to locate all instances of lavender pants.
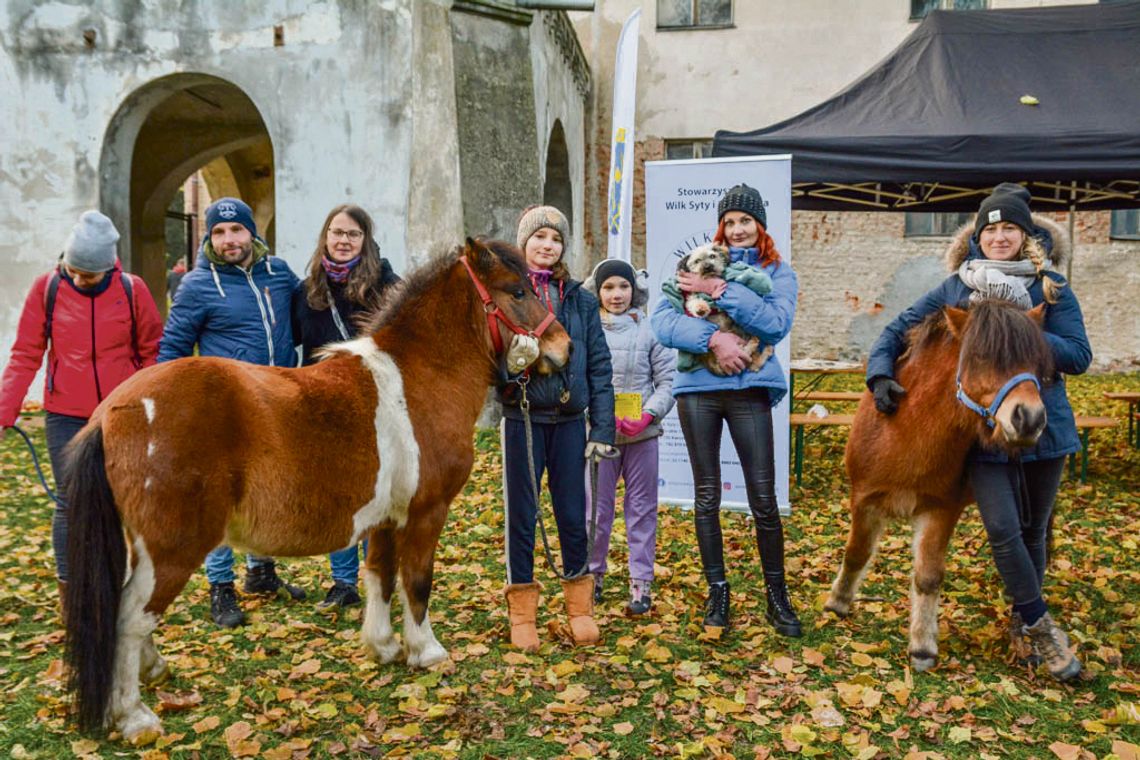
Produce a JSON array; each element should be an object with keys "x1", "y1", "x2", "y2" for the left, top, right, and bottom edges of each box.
[{"x1": 587, "y1": 436, "x2": 659, "y2": 582}]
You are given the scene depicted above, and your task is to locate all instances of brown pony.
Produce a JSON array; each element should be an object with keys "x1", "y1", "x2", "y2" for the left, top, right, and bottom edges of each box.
[
  {"x1": 62, "y1": 239, "x2": 570, "y2": 742},
  {"x1": 826, "y1": 299, "x2": 1052, "y2": 672}
]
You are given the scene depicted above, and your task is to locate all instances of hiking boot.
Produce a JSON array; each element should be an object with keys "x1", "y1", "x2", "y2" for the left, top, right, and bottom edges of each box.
[
  {"x1": 1009, "y1": 610, "x2": 1042, "y2": 666},
  {"x1": 209, "y1": 582, "x2": 246, "y2": 628},
  {"x1": 317, "y1": 580, "x2": 362, "y2": 610},
  {"x1": 764, "y1": 574, "x2": 803, "y2": 638},
  {"x1": 244, "y1": 562, "x2": 307, "y2": 600},
  {"x1": 703, "y1": 581, "x2": 730, "y2": 631},
  {"x1": 1023, "y1": 612, "x2": 1081, "y2": 682}
]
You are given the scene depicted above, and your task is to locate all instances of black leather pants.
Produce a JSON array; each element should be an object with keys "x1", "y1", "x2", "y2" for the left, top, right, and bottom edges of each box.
[{"x1": 677, "y1": 388, "x2": 783, "y2": 585}]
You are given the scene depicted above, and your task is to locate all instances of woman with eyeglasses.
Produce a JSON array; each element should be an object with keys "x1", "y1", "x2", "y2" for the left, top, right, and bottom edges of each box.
[{"x1": 292, "y1": 203, "x2": 401, "y2": 609}]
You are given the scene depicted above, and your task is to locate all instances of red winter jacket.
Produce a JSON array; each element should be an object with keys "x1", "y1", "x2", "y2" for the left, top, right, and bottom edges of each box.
[{"x1": 0, "y1": 263, "x2": 163, "y2": 427}]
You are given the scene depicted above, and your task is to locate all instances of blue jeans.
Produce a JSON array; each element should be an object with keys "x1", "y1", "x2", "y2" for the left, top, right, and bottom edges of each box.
[
  {"x1": 45, "y1": 412, "x2": 89, "y2": 582},
  {"x1": 329, "y1": 539, "x2": 369, "y2": 586},
  {"x1": 204, "y1": 546, "x2": 273, "y2": 585}
]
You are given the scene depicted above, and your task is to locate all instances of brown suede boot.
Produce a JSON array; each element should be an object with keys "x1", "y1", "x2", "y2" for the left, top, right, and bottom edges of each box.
[
  {"x1": 561, "y1": 575, "x2": 600, "y2": 645},
  {"x1": 504, "y1": 582, "x2": 541, "y2": 652}
]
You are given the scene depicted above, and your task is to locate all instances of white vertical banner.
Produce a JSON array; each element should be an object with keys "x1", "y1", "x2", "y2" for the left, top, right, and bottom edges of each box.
[
  {"x1": 605, "y1": 8, "x2": 641, "y2": 262},
  {"x1": 644, "y1": 155, "x2": 794, "y2": 513}
]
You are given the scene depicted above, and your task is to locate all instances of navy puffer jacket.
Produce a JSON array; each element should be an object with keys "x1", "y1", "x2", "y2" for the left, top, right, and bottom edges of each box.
[
  {"x1": 498, "y1": 278, "x2": 616, "y2": 445},
  {"x1": 866, "y1": 215, "x2": 1091, "y2": 463}
]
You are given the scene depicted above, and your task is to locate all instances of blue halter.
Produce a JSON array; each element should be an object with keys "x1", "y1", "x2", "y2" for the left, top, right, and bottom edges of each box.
[{"x1": 956, "y1": 372, "x2": 1041, "y2": 428}]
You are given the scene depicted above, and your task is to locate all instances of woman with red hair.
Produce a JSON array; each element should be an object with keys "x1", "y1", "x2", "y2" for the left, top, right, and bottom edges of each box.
[{"x1": 651, "y1": 183, "x2": 800, "y2": 638}]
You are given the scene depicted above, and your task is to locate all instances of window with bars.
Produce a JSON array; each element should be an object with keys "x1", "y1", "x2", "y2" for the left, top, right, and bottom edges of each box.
[
  {"x1": 658, "y1": 0, "x2": 732, "y2": 30},
  {"x1": 665, "y1": 139, "x2": 715, "y2": 160},
  {"x1": 904, "y1": 212, "x2": 974, "y2": 237},
  {"x1": 910, "y1": 0, "x2": 986, "y2": 20},
  {"x1": 1110, "y1": 210, "x2": 1140, "y2": 240}
]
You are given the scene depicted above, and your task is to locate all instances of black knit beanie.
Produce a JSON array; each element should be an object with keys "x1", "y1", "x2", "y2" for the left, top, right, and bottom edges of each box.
[
  {"x1": 973, "y1": 183, "x2": 1033, "y2": 240},
  {"x1": 717, "y1": 183, "x2": 767, "y2": 229},
  {"x1": 592, "y1": 259, "x2": 637, "y2": 291}
]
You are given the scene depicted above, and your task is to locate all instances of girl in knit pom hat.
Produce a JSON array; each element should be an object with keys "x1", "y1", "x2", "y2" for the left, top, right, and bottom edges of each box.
[
  {"x1": 865, "y1": 182, "x2": 1091, "y2": 682},
  {"x1": 651, "y1": 182, "x2": 803, "y2": 639},
  {"x1": 498, "y1": 205, "x2": 616, "y2": 651},
  {"x1": 0, "y1": 210, "x2": 163, "y2": 615},
  {"x1": 293, "y1": 204, "x2": 401, "y2": 610},
  {"x1": 583, "y1": 259, "x2": 676, "y2": 615}
]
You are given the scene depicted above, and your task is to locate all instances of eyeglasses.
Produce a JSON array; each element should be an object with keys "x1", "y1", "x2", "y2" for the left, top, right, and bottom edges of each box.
[{"x1": 328, "y1": 228, "x2": 364, "y2": 241}]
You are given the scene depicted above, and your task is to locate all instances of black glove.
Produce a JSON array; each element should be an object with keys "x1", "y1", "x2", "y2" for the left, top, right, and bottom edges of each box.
[{"x1": 870, "y1": 377, "x2": 906, "y2": 415}]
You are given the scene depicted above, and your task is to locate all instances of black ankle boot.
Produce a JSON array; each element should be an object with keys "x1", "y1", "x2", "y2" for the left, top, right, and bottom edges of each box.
[
  {"x1": 764, "y1": 574, "x2": 802, "y2": 638},
  {"x1": 244, "y1": 562, "x2": 307, "y2": 600},
  {"x1": 703, "y1": 581, "x2": 730, "y2": 630}
]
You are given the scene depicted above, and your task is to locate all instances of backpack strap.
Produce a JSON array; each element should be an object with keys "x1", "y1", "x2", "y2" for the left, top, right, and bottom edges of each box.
[
  {"x1": 43, "y1": 271, "x2": 61, "y2": 392},
  {"x1": 119, "y1": 271, "x2": 141, "y2": 367}
]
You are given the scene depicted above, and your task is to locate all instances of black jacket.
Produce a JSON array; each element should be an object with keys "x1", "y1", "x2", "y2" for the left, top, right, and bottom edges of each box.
[
  {"x1": 292, "y1": 258, "x2": 400, "y2": 365},
  {"x1": 497, "y1": 278, "x2": 616, "y2": 444}
]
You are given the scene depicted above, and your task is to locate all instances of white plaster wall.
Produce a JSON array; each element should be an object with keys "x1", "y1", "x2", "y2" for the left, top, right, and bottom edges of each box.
[
  {"x1": 0, "y1": 0, "x2": 443, "y2": 404},
  {"x1": 529, "y1": 11, "x2": 588, "y2": 274}
]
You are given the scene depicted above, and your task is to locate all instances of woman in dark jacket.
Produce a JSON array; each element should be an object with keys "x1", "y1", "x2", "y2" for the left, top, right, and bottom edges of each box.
[
  {"x1": 499, "y1": 205, "x2": 616, "y2": 652},
  {"x1": 292, "y1": 204, "x2": 400, "y2": 608},
  {"x1": 866, "y1": 183, "x2": 1091, "y2": 682}
]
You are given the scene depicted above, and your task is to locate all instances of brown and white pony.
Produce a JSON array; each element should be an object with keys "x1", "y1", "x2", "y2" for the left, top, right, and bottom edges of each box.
[
  {"x1": 826, "y1": 299, "x2": 1052, "y2": 672},
  {"x1": 62, "y1": 238, "x2": 570, "y2": 742}
]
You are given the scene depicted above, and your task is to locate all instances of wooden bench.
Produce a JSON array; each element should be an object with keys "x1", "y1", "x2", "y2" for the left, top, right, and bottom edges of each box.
[
  {"x1": 1103, "y1": 392, "x2": 1140, "y2": 448},
  {"x1": 788, "y1": 413, "x2": 1116, "y2": 485},
  {"x1": 1071, "y1": 415, "x2": 1117, "y2": 482},
  {"x1": 794, "y1": 391, "x2": 864, "y2": 403}
]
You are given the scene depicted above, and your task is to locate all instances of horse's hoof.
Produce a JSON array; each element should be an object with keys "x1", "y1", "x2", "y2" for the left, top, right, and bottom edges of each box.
[
  {"x1": 406, "y1": 641, "x2": 448, "y2": 669},
  {"x1": 823, "y1": 597, "x2": 850, "y2": 617},
  {"x1": 365, "y1": 636, "x2": 403, "y2": 664},
  {"x1": 910, "y1": 651, "x2": 938, "y2": 673},
  {"x1": 119, "y1": 707, "x2": 162, "y2": 746},
  {"x1": 140, "y1": 657, "x2": 169, "y2": 687}
]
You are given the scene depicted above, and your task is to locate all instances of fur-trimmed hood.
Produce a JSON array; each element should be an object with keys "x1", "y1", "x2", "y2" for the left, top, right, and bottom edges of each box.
[
  {"x1": 583, "y1": 261, "x2": 650, "y2": 310},
  {"x1": 944, "y1": 213, "x2": 1071, "y2": 272}
]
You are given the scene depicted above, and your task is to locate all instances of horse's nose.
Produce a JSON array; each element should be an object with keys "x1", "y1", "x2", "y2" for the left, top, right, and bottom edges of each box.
[{"x1": 1011, "y1": 403, "x2": 1046, "y2": 440}]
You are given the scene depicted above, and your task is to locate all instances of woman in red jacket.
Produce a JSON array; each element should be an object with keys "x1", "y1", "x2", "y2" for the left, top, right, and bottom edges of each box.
[{"x1": 0, "y1": 211, "x2": 162, "y2": 600}]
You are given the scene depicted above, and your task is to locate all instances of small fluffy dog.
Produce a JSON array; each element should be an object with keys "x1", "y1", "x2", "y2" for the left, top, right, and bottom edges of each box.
[{"x1": 677, "y1": 243, "x2": 774, "y2": 376}]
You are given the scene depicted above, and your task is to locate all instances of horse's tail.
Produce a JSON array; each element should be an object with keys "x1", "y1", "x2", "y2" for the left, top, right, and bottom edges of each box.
[{"x1": 63, "y1": 421, "x2": 126, "y2": 733}]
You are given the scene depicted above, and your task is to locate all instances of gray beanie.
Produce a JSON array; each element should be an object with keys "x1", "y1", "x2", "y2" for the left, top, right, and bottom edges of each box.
[
  {"x1": 63, "y1": 211, "x2": 119, "y2": 273},
  {"x1": 516, "y1": 205, "x2": 570, "y2": 250}
]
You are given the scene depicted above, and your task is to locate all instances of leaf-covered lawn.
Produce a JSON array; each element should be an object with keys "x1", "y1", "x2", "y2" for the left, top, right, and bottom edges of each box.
[{"x1": 0, "y1": 373, "x2": 1137, "y2": 759}]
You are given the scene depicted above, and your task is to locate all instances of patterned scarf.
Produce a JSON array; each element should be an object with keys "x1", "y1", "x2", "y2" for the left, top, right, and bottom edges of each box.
[
  {"x1": 322, "y1": 255, "x2": 361, "y2": 283},
  {"x1": 957, "y1": 259, "x2": 1037, "y2": 309}
]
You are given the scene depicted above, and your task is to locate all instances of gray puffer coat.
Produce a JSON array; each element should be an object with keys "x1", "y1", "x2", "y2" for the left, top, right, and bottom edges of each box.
[{"x1": 584, "y1": 266, "x2": 677, "y2": 445}]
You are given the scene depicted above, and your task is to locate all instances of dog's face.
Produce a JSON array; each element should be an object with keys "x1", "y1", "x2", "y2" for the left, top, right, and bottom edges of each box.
[{"x1": 678, "y1": 244, "x2": 730, "y2": 278}]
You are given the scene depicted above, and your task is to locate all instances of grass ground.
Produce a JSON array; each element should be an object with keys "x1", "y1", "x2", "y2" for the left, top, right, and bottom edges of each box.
[{"x1": 0, "y1": 372, "x2": 1137, "y2": 759}]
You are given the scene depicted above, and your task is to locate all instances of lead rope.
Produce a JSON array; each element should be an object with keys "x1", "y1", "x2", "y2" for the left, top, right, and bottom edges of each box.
[
  {"x1": 10, "y1": 424, "x2": 62, "y2": 505},
  {"x1": 518, "y1": 377, "x2": 600, "y2": 581}
]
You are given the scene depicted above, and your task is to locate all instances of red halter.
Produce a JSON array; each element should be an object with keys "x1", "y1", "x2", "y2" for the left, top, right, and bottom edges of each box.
[{"x1": 460, "y1": 255, "x2": 558, "y2": 355}]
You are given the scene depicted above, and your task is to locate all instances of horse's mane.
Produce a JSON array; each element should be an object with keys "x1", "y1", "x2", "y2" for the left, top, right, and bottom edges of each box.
[
  {"x1": 899, "y1": 299, "x2": 1052, "y2": 379},
  {"x1": 959, "y1": 299, "x2": 1053, "y2": 380},
  {"x1": 356, "y1": 239, "x2": 527, "y2": 335}
]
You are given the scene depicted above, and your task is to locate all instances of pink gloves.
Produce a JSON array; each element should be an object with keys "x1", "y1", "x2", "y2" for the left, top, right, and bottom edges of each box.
[
  {"x1": 677, "y1": 271, "x2": 727, "y2": 299},
  {"x1": 617, "y1": 412, "x2": 655, "y2": 438},
  {"x1": 708, "y1": 330, "x2": 749, "y2": 374}
]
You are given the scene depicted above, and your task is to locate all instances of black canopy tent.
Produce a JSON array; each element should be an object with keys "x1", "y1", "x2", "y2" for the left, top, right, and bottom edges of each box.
[{"x1": 712, "y1": 1, "x2": 1140, "y2": 212}]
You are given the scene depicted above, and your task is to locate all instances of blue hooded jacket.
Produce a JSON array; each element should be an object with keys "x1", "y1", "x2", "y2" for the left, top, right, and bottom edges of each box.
[
  {"x1": 865, "y1": 216, "x2": 1091, "y2": 463},
  {"x1": 651, "y1": 249, "x2": 798, "y2": 405},
  {"x1": 158, "y1": 248, "x2": 300, "y2": 368}
]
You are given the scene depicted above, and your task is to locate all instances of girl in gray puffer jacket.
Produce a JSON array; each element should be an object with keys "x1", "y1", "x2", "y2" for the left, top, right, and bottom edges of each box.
[{"x1": 584, "y1": 259, "x2": 676, "y2": 615}]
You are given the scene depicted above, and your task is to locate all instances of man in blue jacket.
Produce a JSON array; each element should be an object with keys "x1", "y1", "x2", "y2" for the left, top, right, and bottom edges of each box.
[{"x1": 158, "y1": 197, "x2": 306, "y2": 627}]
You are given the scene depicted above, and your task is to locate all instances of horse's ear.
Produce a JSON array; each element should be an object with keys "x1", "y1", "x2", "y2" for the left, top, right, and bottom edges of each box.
[
  {"x1": 464, "y1": 237, "x2": 490, "y2": 269},
  {"x1": 944, "y1": 306, "x2": 969, "y2": 337},
  {"x1": 1026, "y1": 303, "x2": 1046, "y2": 325}
]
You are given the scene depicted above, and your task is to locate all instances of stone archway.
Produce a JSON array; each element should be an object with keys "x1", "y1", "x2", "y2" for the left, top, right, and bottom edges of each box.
[
  {"x1": 99, "y1": 74, "x2": 273, "y2": 309},
  {"x1": 543, "y1": 119, "x2": 573, "y2": 232}
]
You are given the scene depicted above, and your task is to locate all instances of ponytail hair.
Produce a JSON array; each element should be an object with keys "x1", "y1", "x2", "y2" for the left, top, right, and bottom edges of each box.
[{"x1": 1021, "y1": 235, "x2": 1063, "y2": 304}]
